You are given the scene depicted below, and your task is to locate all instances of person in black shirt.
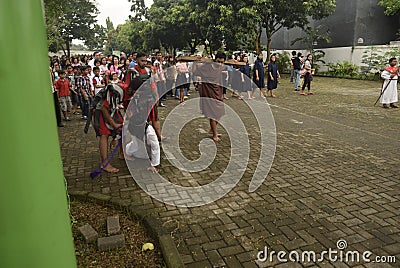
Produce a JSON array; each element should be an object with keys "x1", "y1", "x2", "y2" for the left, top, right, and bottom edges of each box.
[
  {"x1": 290, "y1": 51, "x2": 296, "y2": 83},
  {"x1": 292, "y1": 52, "x2": 302, "y2": 91}
]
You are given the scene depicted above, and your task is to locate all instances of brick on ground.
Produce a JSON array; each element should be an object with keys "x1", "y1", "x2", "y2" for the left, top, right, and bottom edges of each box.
[
  {"x1": 78, "y1": 224, "x2": 98, "y2": 243},
  {"x1": 107, "y1": 215, "x2": 121, "y2": 235},
  {"x1": 98, "y1": 234, "x2": 125, "y2": 251}
]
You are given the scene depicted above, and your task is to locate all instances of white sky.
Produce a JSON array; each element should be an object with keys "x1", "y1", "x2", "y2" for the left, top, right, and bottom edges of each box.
[
  {"x1": 73, "y1": 0, "x2": 153, "y2": 45},
  {"x1": 96, "y1": 0, "x2": 153, "y2": 27}
]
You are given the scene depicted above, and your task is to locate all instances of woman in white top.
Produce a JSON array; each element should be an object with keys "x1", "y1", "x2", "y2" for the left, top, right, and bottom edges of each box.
[
  {"x1": 175, "y1": 59, "x2": 190, "y2": 103},
  {"x1": 300, "y1": 54, "x2": 315, "y2": 96},
  {"x1": 99, "y1": 57, "x2": 108, "y2": 78}
]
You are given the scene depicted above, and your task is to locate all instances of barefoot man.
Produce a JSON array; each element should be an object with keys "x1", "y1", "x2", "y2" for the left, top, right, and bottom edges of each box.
[{"x1": 193, "y1": 52, "x2": 227, "y2": 141}]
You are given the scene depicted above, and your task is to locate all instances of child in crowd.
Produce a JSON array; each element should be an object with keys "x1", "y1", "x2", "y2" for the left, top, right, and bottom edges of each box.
[
  {"x1": 76, "y1": 66, "x2": 92, "y2": 120},
  {"x1": 66, "y1": 65, "x2": 79, "y2": 115},
  {"x1": 54, "y1": 70, "x2": 72, "y2": 121},
  {"x1": 110, "y1": 72, "x2": 120, "y2": 84},
  {"x1": 92, "y1": 66, "x2": 105, "y2": 95}
]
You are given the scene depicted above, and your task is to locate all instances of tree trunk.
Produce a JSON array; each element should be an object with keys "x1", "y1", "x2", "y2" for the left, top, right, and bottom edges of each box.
[
  {"x1": 266, "y1": 34, "x2": 272, "y2": 62},
  {"x1": 254, "y1": 28, "x2": 262, "y2": 54},
  {"x1": 255, "y1": 35, "x2": 260, "y2": 54},
  {"x1": 65, "y1": 38, "x2": 71, "y2": 58},
  {"x1": 190, "y1": 44, "x2": 196, "y2": 55},
  {"x1": 60, "y1": 42, "x2": 66, "y2": 57}
]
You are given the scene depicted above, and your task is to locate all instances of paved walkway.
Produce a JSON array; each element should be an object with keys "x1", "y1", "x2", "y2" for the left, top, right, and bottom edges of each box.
[{"x1": 60, "y1": 77, "x2": 399, "y2": 267}]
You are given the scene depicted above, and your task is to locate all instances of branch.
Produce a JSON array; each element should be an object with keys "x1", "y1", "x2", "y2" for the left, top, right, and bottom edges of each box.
[{"x1": 271, "y1": 24, "x2": 283, "y2": 36}]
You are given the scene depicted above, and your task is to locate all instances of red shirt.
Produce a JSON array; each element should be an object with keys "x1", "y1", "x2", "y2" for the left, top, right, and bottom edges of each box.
[
  {"x1": 54, "y1": 78, "x2": 71, "y2": 97},
  {"x1": 117, "y1": 82, "x2": 131, "y2": 109},
  {"x1": 384, "y1": 66, "x2": 399, "y2": 74},
  {"x1": 92, "y1": 75, "x2": 104, "y2": 88}
]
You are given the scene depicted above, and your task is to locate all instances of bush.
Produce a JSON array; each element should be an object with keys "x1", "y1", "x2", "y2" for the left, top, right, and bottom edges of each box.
[
  {"x1": 327, "y1": 61, "x2": 359, "y2": 78},
  {"x1": 361, "y1": 47, "x2": 400, "y2": 73},
  {"x1": 312, "y1": 50, "x2": 326, "y2": 73},
  {"x1": 275, "y1": 51, "x2": 291, "y2": 73},
  {"x1": 317, "y1": 71, "x2": 380, "y2": 81}
]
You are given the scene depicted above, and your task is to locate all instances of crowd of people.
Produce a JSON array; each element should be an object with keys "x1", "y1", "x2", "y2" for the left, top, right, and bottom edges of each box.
[
  {"x1": 49, "y1": 50, "x2": 317, "y2": 122},
  {"x1": 50, "y1": 49, "x2": 398, "y2": 174}
]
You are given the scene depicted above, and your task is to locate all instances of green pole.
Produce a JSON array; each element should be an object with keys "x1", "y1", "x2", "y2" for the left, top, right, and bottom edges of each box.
[{"x1": 0, "y1": 1, "x2": 77, "y2": 268}]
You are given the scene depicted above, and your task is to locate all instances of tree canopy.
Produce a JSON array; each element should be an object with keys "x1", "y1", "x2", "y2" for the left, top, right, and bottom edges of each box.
[
  {"x1": 44, "y1": 0, "x2": 337, "y2": 57},
  {"x1": 378, "y1": 0, "x2": 400, "y2": 38},
  {"x1": 130, "y1": 0, "x2": 337, "y2": 57},
  {"x1": 43, "y1": 0, "x2": 106, "y2": 56},
  {"x1": 237, "y1": 0, "x2": 336, "y2": 58},
  {"x1": 378, "y1": 0, "x2": 400, "y2": 15}
]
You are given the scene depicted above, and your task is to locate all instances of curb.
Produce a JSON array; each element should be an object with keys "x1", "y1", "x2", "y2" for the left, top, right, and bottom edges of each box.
[{"x1": 69, "y1": 190, "x2": 185, "y2": 268}]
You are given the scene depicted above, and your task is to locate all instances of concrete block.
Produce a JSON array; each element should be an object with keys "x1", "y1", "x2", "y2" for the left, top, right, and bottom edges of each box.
[
  {"x1": 159, "y1": 234, "x2": 185, "y2": 268},
  {"x1": 107, "y1": 215, "x2": 121, "y2": 235},
  {"x1": 78, "y1": 224, "x2": 98, "y2": 243},
  {"x1": 98, "y1": 234, "x2": 125, "y2": 251}
]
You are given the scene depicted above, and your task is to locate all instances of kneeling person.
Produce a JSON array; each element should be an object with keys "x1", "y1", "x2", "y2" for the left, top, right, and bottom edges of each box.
[{"x1": 125, "y1": 121, "x2": 160, "y2": 173}]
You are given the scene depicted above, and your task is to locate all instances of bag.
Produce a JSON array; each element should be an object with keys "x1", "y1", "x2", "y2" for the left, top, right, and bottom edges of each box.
[
  {"x1": 125, "y1": 67, "x2": 152, "y2": 91},
  {"x1": 300, "y1": 69, "x2": 306, "y2": 77},
  {"x1": 84, "y1": 83, "x2": 124, "y2": 135}
]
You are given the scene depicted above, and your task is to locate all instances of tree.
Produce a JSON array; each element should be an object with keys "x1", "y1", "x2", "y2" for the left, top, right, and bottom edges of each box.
[
  {"x1": 85, "y1": 24, "x2": 107, "y2": 50},
  {"x1": 104, "y1": 18, "x2": 117, "y2": 55},
  {"x1": 104, "y1": 17, "x2": 149, "y2": 54},
  {"x1": 128, "y1": 0, "x2": 259, "y2": 55},
  {"x1": 126, "y1": 0, "x2": 336, "y2": 57},
  {"x1": 378, "y1": 0, "x2": 400, "y2": 15},
  {"x1": 291, "y1": 25, "x2": 332, "y2": 51},
  {"x1": 43, "y1": 0, "x2": 66, "y2": 53},
  {"x1": 237, "y1": 0, "x2": 336, "y2": 59},
  {"x1": 291, "y1": 25, "x2": 331, "y2": 70},
  {"x1": 43, "y1": 0, "x2": 105, "y2": 56},
  {"x1": 128, "y1": 0, "x2": 148, "y2": 19},
  {"x1": 378, "y1": 0, "x2": 400, "y2": 38}
]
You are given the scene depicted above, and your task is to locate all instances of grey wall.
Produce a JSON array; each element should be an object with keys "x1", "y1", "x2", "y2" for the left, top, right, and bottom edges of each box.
[{"x1": 264, "y1": 0, "x2": 399, "y2": 50}]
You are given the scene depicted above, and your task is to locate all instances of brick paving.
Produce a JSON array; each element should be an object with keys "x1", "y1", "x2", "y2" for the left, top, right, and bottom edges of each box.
[{"x1": 60, "y1": 77, "x2": 400, "y2": 267}]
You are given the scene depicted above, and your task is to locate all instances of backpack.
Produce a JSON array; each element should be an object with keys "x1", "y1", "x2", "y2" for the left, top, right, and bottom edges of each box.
[
  {"x1": 84, "y1": 83, "x2": 124, "y2": 136},
  {"x1": 124, "y1": 66, "x2": 152, "y2": 92}
]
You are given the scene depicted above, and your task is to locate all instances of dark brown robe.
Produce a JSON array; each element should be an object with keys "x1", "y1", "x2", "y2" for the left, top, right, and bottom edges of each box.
[{"x1": 194, "y1": 63, "x2": 225, "y2": 121}]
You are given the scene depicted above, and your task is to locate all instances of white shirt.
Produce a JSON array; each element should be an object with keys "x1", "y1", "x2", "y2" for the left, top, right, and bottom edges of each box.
[
  {"x1": 88, "y1": 58, "x2": 95, "y2": 68},
  {"x1": 380, "y1": 70, "x2": 399, "y2": 104},
  {"x1": 304, "y1": 60, "x2": 312, "y2": 73},
  {"x1": 125, "y1": 124, "x2": 160, "y2": 167},
  {"x1": 154, "y1": 60, "x2": 166, "y2": 82}
]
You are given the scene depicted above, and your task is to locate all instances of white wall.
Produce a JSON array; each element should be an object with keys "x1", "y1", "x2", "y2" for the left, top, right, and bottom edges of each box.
[{"x1": 270, "y1": 41, "x2": 400, "y2": 72}]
